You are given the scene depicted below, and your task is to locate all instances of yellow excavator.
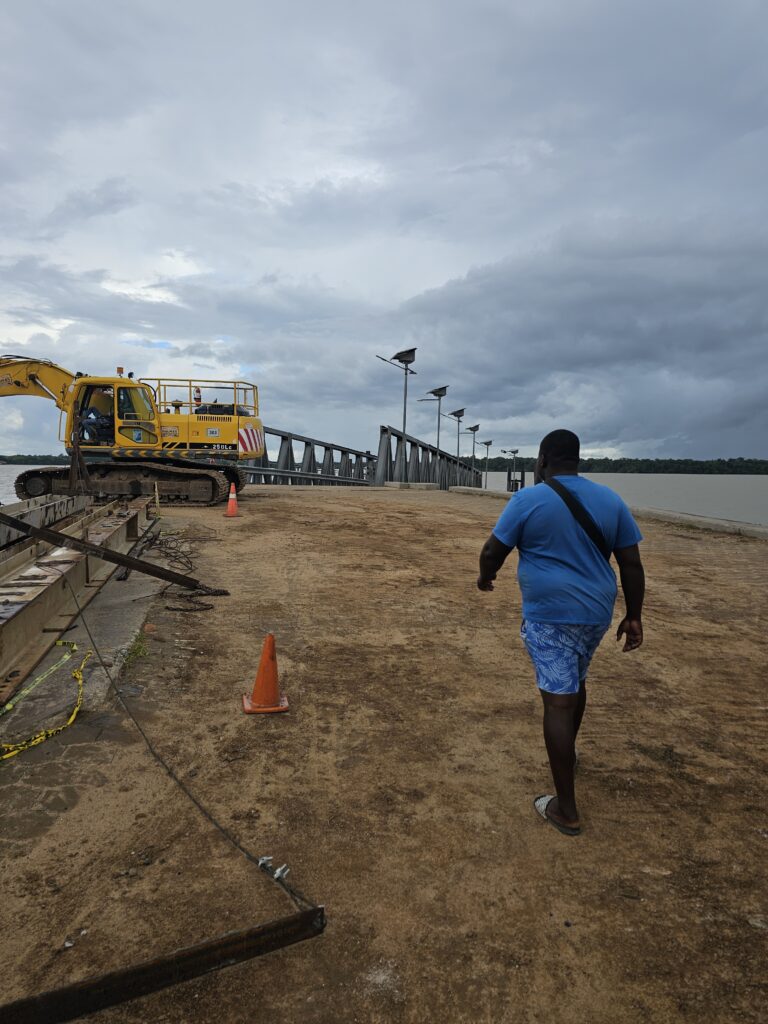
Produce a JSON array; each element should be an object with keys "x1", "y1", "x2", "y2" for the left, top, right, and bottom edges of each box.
[{"x1": 0, "y1": 355, "x2": 266, "y2": 504}]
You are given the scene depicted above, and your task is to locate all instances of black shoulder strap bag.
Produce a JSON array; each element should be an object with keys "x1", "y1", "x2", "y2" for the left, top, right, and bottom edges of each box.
[{"x1": 545, "y1": 478, "x2": 612, "y2": 562}]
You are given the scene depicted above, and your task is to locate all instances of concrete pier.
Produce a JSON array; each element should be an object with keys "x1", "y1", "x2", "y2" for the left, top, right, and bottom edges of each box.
[{"x1": 1, "y1": 485, "x2": 765, "y2": 1023}]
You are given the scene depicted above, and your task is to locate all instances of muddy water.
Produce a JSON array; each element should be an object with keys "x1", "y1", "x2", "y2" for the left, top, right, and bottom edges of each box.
[
  {"x1": 0, "y1": 463, "x2": 43, "y2": 504},
  {"x1": 483, "y1": 470, "x2": 768, "y2": 525}
]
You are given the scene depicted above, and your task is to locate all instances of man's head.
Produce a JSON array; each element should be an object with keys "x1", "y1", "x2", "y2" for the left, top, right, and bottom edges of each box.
[{"x1": 535, "y1": 429, "x2": 580, "y2": 482}]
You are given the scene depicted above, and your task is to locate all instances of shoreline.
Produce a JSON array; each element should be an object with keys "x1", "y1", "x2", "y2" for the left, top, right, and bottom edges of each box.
[{"x1": 449, "y1": 485, "x2": 768, "y2": 538}]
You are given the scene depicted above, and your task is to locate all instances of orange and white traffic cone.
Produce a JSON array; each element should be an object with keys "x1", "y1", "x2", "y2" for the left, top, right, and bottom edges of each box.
[
  {"x1": 223, "y1": 482, "x2": 240, "y2": 518},
  {"x1": 242, "y1": 634, "x2": 289, "y2": 714}
]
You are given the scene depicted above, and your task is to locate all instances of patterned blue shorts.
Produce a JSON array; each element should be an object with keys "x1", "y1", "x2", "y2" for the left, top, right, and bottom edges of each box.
[{"x1": 521, "y1": 620, "x2": 609, "y2": 695}]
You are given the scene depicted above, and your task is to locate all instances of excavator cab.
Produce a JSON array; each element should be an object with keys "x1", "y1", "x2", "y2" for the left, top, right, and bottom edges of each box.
[
  {"x1": 72, "y1": 380, "x2": 160, "y2": 450},
  {"x1": 77, "y1": 384, "x2": 115, "y2": 445}
]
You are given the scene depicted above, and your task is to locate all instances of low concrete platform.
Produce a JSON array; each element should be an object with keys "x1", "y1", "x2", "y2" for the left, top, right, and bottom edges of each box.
[
  {"x1": 383, "y1": 481, "x2": 438, "y2": 490},
  {"x1": 3, "y1": 486, "x2": 766, "y2": 1023},
  {"x1": 450, "y1": 485, "x2": 508, "y2": 498}
]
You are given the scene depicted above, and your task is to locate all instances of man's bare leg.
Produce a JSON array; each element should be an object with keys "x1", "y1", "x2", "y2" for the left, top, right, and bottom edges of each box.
[
  {"x1": 540, "y1": 690, "x2": 580, "y2": 827},
  {"x1": 573, "y1": 681, "x2": 587, "y2": 740}
]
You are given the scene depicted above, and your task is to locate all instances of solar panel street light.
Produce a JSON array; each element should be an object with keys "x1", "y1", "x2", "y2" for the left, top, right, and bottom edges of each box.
[
  {"x1": 376, "y1": 348, "x2": 417, "y2": 482},
  {"x1": 418, "y1": 385, "x2": 450, "y2": 476},
  {"x1": 462, "y1": 424, "x2": 481, "y2": 483},
  {"x1": 392, "y1": 347, "x2": 417, "y2": 365},
  {"x1": 446, "y1": 408, "x2": 465, "y2": 485},
  {"x1": 501, "y1": 448, "x2": 520, "y2": 490},
  {"x1": 481, "y1": 440, "x2": 493, "y2": 489},
  {"x1": 468, "y1": 425, "x2": 480, "y2": 480}
]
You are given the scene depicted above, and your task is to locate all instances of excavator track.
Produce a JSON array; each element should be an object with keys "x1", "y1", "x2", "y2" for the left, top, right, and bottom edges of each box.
[{"x1": 14, "y1": 462, "x2": 247, "y2": 506}]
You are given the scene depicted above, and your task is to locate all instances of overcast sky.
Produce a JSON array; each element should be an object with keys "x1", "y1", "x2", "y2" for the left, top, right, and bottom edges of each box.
[{"x1": 1, "y1": 0, "x2": 766, "y2": 459}]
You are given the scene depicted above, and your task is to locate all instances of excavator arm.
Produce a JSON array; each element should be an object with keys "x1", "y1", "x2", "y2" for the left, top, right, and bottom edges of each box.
[{"x1": 0, "y1": 355, "x2": 76, "y2": 411}]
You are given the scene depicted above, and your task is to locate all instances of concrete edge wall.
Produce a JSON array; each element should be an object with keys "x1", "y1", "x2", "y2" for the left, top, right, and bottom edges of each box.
[
  {"x1": 450, "y1": 486, "x2": 509, "y2": 500},
  {"x1": 627, "y1": 507, "x2": 768, "y2": 540},
  {"x1": 448, "y1": 486, "x2": 768, "y2": 540}
]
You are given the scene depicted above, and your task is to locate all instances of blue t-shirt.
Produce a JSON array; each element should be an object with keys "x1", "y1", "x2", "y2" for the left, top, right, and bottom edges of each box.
[{"x1": 492, "y1": 476, "x2": 642, "y2": 626}]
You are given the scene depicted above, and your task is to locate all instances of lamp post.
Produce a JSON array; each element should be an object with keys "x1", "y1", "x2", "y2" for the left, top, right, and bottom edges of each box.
[
  {"x1": 501, "y1": 448, "x2": 519, "y2": 491},
  {"x1": 418, "y1": 385, "x2": 448, "y2": 484},
  {"x1": 446, "y1": 408, "x2": 465, "y2": 485},
  {"x1": 481, "y1": 440, "x2": 493, "y2": 490},
  {"x1": 376, "y1": 348, "x2": 417, "y2": 482},
  {"x1": 418, "y1": 385, "x2": 449, "y2": 452},
  {"x1": 462, "y1": 424, "x2": 480, "y2": 484}
]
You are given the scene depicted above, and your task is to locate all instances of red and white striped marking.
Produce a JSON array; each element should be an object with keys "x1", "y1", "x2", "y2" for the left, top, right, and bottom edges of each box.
[{"x1": 238, "y1": 425, "x2": 264, "y2": 454}]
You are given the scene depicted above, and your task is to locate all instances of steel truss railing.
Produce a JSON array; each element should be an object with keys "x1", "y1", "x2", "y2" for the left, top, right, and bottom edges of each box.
[
  {"x1": 243, "y1": 425, "x2": 483, "y2": 489},
  {"x1": 243, "y1": 427, "x2": 377, "y2": 486},
  {"x1": 373, "y1": 426, "x2": 482, "y2": 489}
]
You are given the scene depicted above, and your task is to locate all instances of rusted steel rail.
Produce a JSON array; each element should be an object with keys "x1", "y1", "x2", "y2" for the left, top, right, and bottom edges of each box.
[
  {"x1": 0, "y1": 510, "x2": 225, "y2": 594},
  {"x1": 0, "y1": 494, "x2": 91, "y2": 550},
  {"x1": 0, "y1": 907, "x2": 326, "y2": 1024}
]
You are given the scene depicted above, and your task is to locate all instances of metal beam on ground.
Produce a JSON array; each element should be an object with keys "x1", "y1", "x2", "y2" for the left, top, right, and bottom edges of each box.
[
  {"x1": 0, "y1": 908, "x2": 326, "y2": 1024},
  {"x1": 0, "y1": 495, "x2": 91, "y2": 550},
  {"x1": 0, "y1": 510, "x2": 223, "y2": 593}
]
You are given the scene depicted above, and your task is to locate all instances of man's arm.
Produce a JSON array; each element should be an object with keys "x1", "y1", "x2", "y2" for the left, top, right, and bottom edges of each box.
[
  {"x1": 478, "y1": 533, "x2": 513, "y2": 591},
  {"x1": 613, "y1": 544, "x2": 645, "y2": 651}
]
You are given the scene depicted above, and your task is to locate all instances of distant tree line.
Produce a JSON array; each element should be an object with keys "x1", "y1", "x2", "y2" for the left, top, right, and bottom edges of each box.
[
  {"x1": 479, "y1": 456, "x2": 768, "y2": 475},
  {"x1": 0, "y1": 454, "x2": 71, "y2": 464}
]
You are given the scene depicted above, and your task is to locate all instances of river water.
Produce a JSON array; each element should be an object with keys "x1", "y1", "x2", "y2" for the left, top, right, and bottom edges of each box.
[
  {"x1": 483, "y1": 471, "x2": 768, "y2": 526},
  {"x1": 1, "y1": 464, "x2": 766, "y2": 526}
]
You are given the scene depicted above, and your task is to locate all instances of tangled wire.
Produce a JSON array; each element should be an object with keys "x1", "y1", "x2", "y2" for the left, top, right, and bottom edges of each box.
[{"x1": 153, "y1": 533, "x2": 223, "y2": 612}]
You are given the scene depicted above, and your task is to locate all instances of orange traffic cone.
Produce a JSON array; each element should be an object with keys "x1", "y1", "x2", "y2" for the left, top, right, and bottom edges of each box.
[
  {"x1": 242, "y1": 634, "x2": 289, "y2": 714},
  {"x1": 223, "y1": 482, "x2": 240, "y2": 518}
]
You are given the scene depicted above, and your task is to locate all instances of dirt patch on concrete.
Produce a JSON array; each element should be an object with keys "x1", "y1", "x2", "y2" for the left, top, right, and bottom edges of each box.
[{"x1": 2, "y1": 487, "x2": 766, "y2": 1022}]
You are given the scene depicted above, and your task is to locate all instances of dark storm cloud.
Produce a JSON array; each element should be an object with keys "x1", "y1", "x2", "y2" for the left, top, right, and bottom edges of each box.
[
  {"x1": 2, "y1": 215, "x2": 767, "y2": 458},
  {"x1": 43, "y1": 178, "x2": 138, "y2": 234},
  {"x1": 1, "y1": 0, "x2": 766, "y2": 457},
  {"x1": 392, "y1": 219, "x2": 768, "y2": 455}
]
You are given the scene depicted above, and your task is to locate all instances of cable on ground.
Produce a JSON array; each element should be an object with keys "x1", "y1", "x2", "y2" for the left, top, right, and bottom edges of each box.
[
  {"x1": 38, "y1": 551, "x2": 319, "y2": 914},
  {"x1": 152, "y1": 534, "x2": 223, "y2": 611}
]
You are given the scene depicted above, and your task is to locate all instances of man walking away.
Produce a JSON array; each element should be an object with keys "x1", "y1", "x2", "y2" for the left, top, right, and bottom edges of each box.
[{"x1": 477, "y1": 429, "x2": 645, "y2": 836}]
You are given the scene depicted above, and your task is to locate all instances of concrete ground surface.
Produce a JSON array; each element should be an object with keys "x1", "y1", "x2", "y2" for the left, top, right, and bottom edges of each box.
[{"x1": 2, "y1": 485, "x2": 767, "y2": 1023}]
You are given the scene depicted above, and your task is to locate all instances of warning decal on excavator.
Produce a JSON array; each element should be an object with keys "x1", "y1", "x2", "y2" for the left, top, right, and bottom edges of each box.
[
  {"x1": 162, "y1": 426, "x2": 179, "y2": 438},
  {"x1": 238, "y1": 426, "x2": 263, "y2": 454}
]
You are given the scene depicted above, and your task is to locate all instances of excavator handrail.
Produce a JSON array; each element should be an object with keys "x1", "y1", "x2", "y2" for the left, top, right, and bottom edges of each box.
[
  {"x1": 140, "y1": 376, "x2": 258, "y2": 386},
  {"x1": 142, "y1": 377, "x2": 260, "y2": 418}
]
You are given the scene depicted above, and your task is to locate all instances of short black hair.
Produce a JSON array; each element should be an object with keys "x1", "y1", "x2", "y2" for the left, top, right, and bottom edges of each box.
[{"x1": 539, "y1": 429, "x2": 580, "y2": 464}]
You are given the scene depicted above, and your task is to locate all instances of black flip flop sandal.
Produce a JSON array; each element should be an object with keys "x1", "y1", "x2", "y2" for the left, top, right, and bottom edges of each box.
[{"x1": 533, "y1": 794, "x2": 581, "y2": 836}]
